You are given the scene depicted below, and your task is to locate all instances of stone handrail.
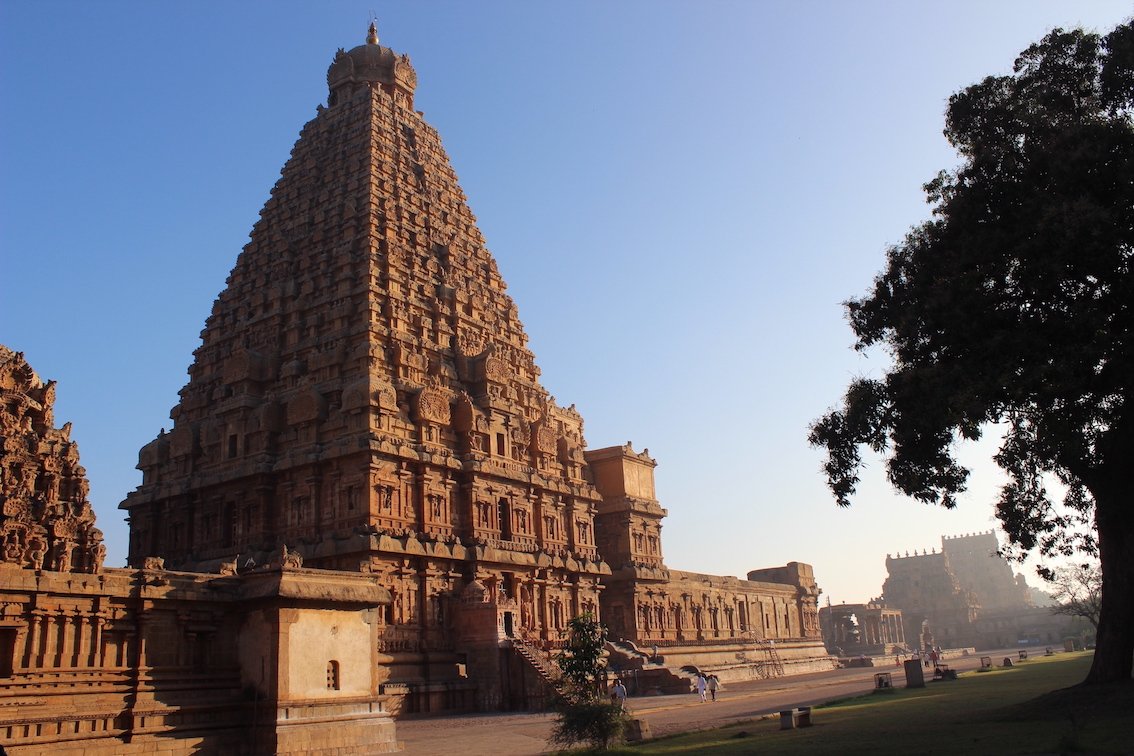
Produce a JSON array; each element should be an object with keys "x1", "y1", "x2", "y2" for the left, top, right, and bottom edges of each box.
[{"x1": 511, "y1": 635, "x2": 569, "y2": 702}]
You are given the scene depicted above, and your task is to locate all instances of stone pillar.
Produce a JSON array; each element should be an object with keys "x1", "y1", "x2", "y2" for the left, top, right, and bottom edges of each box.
[
  {"x1": 88, "y1": 613, "x2": 105, "y2": 667},
  {"x1": 25, "y1": 610, "x2": 43, "y2": 669},
  {"x1": 276, "y1": 607, "x2": 296, "y2": 701},
  {"x1": 53, "y1": 609, "x2": 69, "y2": 667},
  {"x1": 307, "y1": 474, "x2": 324, "y2": 537},
  {"x1": 67, "y1": 610, "x2": 81, "y2": 668},
  {"x1": 136, "y1": 613, "x2": 153, "y2": 683},
  {"x1": 13, "y1": 625, "x2": 29, "y2": 673},
  {"x1": 537, "y1": 578, "x2": 549, "y2": 640}
]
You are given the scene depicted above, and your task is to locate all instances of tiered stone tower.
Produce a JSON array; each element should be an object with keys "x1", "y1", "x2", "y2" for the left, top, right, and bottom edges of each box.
[
  {"x1": 121, "y1": 24, "x2": 608, "y2": 706},
  {"x1": 883, "y1": 532, "x2": 1039, "y2": 649},
  {"x1": 121, "y1": 26, "x2": 834, "y2": 711},
  {"x1": 1, "y1": 346, "x2": 104, "y2": 574},
  {"x1": 941, "y1": 531, "x2": 1033, "y2": 610}
]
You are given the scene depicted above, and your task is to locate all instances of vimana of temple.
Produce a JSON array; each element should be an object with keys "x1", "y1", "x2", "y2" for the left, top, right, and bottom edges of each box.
[{"x1": 0, "y1": 27, "x2": 832, "y2": 753}]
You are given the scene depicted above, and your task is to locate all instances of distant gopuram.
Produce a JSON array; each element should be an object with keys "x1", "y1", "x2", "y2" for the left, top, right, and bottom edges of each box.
[
  {"x1": 0, "y1": 346, "x2": 104, "y2": 574},
  {"x1": 882, "y1": 531, "x2": 1068, "y2": 650},
  {"x1": 120, "y1": 24, "x2": 831, "y2": 713}
]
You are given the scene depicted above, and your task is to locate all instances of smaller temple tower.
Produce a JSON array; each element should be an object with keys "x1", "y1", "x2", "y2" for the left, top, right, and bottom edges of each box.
[
  {"x1": 586, "y1": 443, "x2": 669, "y2": 640},
  {"x1": 0, "y1": 346, "x2": 104, "y2": 574},
  {"x1": 883, "y1": 532, "x2": 1051, "y2": 650},
  {"x1": 587, "y1": 443, "x2": 667, "y2": 572},
  {"x1": 942, "y1": 531, "x2": 1033, "y2": 610}
]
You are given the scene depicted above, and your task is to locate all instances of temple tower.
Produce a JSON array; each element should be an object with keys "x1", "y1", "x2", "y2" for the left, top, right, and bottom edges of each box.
[
  {"x1": 1, "y1": 346, "x2": 104, "y2": 574},
  {"x1": 585, "y1": 443, "x2": 669, "y2": 639},
  {"x1": 118, "y1": 25, "x2": 837, "y2": 708},
  {"x1": 941, "y1": 531, "x2": 1032, "y2": 610},
  {"x1": 120, "y1": 25, "x2": 610, "y2": 703}
]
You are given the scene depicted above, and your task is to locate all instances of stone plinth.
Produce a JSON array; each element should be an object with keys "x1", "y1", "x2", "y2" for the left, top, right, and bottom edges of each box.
[{"x1": 0, "y1": 566, "x2": 398, "y2": 755}]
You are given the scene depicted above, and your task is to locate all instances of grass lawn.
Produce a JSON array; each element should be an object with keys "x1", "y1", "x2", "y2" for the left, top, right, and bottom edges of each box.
[{"x1": 569, "y1": 652, "x2": 1132, "y2": 754}]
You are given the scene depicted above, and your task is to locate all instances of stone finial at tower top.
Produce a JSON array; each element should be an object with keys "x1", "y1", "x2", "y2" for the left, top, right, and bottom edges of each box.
[{"x1": 327, "y1": 23, "x2": 417, "y2": 106}]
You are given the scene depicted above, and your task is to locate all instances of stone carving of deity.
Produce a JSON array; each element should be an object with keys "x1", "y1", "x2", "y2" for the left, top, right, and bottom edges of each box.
[
  {"x1": 44, "y1": 473, "x2": 59, "y2": 503},
  {"x1": 88, "y1": 542, "x2": 106, "y2": 574},
  {"x1": 21, "y1": 467, "x2": 36, "y2": 496},
  {"x1": 26, "y1": 539, "x2": 46, "y2": 570},
  {"x1": 3, "y1": 534, "x2": 23, "y2": 563},
  {"x1": 53, "y1": 540, "x2": 72, "y2": 572}
]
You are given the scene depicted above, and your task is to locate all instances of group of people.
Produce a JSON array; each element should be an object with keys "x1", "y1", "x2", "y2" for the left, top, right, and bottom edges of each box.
[
  {"x1": 694, "y1": 672, "x2": 720, "y2": 702},
  {"x1": 894, "y1": 646, "x2": 945, "y2": 668},
  {"x1": 608, "y1": 670, "x2": 723, "y2": 711}
]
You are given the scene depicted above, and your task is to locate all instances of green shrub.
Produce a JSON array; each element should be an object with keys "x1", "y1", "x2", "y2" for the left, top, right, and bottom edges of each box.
[
  {"x1": 548, "y1": 698, "x2": 630, "y2": 750},
  {"x1": 548, "y1": 614, "x2": 630, "y2": 750},
  {"x1": 555, "y1": 613, "x2": 609, "y2": 699}
]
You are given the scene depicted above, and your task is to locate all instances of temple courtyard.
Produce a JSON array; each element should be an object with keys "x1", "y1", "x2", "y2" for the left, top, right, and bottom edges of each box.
[{"x1": 397, "y1": 649, "x2": 1121, "y2": 754}]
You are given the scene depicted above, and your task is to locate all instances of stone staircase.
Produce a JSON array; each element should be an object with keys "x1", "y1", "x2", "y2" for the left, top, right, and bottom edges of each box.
[
  {"x1": 605, "y1": 641, "x2": 692, "y2": 695},
  {"x1": 511, "y1": 637, "x2": 568, "y2": 701},
  {"x1": 607, "y1": 639, "x2": 655, "y2": 669}
]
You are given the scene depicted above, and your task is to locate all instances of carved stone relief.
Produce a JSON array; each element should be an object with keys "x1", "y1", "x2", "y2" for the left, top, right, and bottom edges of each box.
[{"x1": 0, "y1": 346, "x2": 103, "y2": 573}]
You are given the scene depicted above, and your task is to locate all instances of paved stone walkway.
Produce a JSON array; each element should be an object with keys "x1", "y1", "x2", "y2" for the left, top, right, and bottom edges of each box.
[{"x1": 396, "y1": 649, "x2": 1013, "y2": 754}]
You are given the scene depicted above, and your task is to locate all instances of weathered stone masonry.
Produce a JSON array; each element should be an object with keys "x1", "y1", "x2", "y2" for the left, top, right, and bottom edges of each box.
[
  {"x1": 0, "y1": 28, "x2": 834, "y2": 742},
  {"x1": 116, "y1": 25, "x2": 833, "y2": 711},
  {"x1": 0, "y1": 346, "x2": 399, "y2": 754}
]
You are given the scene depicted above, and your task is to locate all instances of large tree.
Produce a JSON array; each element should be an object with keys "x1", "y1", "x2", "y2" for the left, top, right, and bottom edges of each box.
[
  {"x1": 809, "y1": 21, "x2": 1134, "y2": 684},
  {"x1": 1047, "y1": 563, "x2": 1103, "y2": 630}
]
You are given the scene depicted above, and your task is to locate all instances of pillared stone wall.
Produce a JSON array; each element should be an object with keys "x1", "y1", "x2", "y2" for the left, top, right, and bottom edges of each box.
[{"x1": 0, "y1": 345, "x2": 398, "y2": 754}]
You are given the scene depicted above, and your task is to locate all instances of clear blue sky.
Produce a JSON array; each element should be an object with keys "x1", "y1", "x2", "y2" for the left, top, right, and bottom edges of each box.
[{"x1": 2, "y1": 2, "x2": 1127, "y2": 603}]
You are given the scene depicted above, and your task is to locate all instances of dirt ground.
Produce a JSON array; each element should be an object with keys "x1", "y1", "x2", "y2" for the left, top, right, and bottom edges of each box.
[{"x1": 395, "y1": 648, "x2": 1017, "y2": 754}]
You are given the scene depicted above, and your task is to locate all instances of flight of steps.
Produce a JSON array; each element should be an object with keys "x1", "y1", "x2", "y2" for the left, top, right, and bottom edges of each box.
[{"x1": 511, "y1": 636, "x2": 568, "y2": 701}]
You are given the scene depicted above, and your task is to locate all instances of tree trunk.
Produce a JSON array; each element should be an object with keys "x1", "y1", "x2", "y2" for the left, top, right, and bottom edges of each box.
[{"x1": 1084, "y1": 484, "x2": 1134, "y2": 683}]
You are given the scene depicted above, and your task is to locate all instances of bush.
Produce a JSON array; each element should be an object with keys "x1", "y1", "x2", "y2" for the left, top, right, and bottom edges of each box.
[
  {"x1": 548, "y1": 698, "x2": 630, "y2": 750},
  {"x1": 548, "y1": 614, "x2": 629, "y2": 750}
]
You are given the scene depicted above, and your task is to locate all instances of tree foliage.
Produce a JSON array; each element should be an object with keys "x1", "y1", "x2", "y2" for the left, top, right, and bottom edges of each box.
[
  {"x1": 555, "y1": 613, "x2": 609, "y2": 701},
  {"x1": 1047, "y1": 563, "x2": 1103, "y2": 629},
  {"x1": 547, "y1": 699, "x2": 628, "y2": 752},
  {"x1": 810, "y1": 21, "x2": 1134, "y2": 684},
  {"x1": 549, "y1": 613, "x2": 628, "y2": 750}
]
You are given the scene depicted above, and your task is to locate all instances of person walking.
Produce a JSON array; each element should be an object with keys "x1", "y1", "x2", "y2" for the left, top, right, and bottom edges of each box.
[
  {"x1": 707, "y1": 674, "x2": 720, "y2": 702},
  {"x1": 694, "y1": 672, "x2": 707, "y2": 702},
  {"x1": 611, "y1": 678, "x2": 627, "y2": 711}
]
